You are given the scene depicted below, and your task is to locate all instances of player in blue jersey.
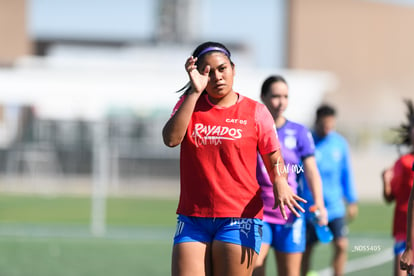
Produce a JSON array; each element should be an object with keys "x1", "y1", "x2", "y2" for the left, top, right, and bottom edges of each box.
[
  {"x1": 301, "y1": 104, "x2": 358, "y2": 276},
  {"x1": 253, "y1": 75, "x2": 327, "y2": 276}
]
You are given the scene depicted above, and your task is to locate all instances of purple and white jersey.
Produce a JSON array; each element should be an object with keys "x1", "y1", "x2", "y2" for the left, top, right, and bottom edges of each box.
[{"x1": 257, "y1": 120, "x2": 315, "y2": 224}]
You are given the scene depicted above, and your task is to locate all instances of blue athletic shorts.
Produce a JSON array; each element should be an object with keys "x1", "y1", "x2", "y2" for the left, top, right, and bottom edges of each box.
[
  {"x1": 306, "y1": 216, "x2": 348, "y2": 245},
  {"x1": 394, "y1": 240, "x2": 406, "y2": 255},
  {"x1": 173, "y1": 215, "x2": 263, "y2": 254},
  {"x1": 261, "y1": 216, "x2": 306, "y2": 253}
]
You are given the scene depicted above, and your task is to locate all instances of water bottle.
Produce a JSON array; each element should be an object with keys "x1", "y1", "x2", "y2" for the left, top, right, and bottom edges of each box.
[{"x1": 309, "y1": 205, "x2": 333, "y2": 243}]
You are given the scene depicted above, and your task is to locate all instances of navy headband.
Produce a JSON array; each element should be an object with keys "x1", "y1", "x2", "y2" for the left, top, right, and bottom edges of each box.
[{"x1": 196, "y1": 46, "x2": 231, "y2": 59}]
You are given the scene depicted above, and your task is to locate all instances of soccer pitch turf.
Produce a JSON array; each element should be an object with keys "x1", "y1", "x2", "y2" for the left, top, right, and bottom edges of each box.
[{"x1": 0, "y1": 195, "x2": 395, "y2": 276}]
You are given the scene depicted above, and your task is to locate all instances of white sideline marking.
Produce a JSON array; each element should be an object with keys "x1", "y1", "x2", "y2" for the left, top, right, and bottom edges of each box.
[{"x1": 317, "y1": 247, "x2": 393, "y2": 275}]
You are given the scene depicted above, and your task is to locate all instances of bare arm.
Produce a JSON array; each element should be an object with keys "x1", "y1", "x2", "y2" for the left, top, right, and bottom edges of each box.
[
  {"x1": 303, "y1": 156, "x2": 328, "y2": 225},
  {"x1": 261, "y1": 150, "x2": 306, "y2": 220},
  {"x1": 162, "y1": 92, "x2": 200, "y2": 147},
  {"x1": 382, "y1": 167, "x2": 394, "y2": 203},
  {"x1": 346, "y1": 202, "x2": 358, "y2": 221},
  {"x1": 162, "y1": 56, "x2": 210, "y2": 147}
]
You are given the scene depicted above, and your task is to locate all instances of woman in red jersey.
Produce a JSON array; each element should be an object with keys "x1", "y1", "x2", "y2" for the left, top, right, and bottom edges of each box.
[
  {"x1": 400, "y1": 161, "x2": 414, "y2": 276},
  {"x1": 383, "y1": 99, "x2": 414, "y2": 276},
  {"x1": 162, "y1": 41, "x2": 306, "y2": 276}
]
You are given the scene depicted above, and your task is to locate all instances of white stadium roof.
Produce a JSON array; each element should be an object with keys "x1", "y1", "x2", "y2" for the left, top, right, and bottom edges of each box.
[{"x1": 0, "y1": 45, "x2": 338, "y2": 123}]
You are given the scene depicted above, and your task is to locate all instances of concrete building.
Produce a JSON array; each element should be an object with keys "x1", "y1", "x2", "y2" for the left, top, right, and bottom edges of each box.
[
  {"x1": 0, "y1": 0, "x2": 32, "y2": 66},
  {"x1": 289, "y1": 0, "x2": 414, "y2": 133}
]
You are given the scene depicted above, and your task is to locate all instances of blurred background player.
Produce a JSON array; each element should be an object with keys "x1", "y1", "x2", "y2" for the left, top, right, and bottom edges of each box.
[
  {"x1": 253, "y1": 75, "x2": 327, "y2": 276},
  {"x1": 383, "y1": 99, "x2": 414, "y2": 276},
  {"x1": 301, "y1": 104, "x2": 359, "y2": 276},
  {"x1": 162, "y1": 41, "x2": 305, "y2": 276},
  {"x1": 399, "y1": 161, "x2": 414, "y2": 276}
]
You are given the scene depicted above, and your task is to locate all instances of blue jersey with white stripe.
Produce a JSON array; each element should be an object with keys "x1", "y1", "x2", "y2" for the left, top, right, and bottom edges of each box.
[{"x1": 301, "y1": 131, "x2": 358, "y2": 221}]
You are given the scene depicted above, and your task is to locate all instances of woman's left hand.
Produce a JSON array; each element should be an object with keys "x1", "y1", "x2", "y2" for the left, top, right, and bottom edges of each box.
[{"x1": 272, "y1": 179, "x2": 306, "y2": 220}]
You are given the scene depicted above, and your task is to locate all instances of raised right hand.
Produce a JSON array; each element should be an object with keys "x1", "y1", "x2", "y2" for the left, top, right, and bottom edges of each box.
[{"x1": 185, "y1": 56, "x2": 210, "y2": 94}]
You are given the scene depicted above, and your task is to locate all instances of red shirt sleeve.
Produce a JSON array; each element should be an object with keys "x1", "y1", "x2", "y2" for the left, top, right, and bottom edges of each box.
[
  {"x1": 391, "y1": 158, "x2": 404, "y2": 197},
  {"x1": 255, "y1": 103, "x2": 280, "y2": 155},
  {"x1": 170, "y1": 95, "x2": 185, "y2": 117}
]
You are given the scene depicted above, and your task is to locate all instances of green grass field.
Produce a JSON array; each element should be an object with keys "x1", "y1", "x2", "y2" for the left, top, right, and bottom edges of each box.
[{"x1": 0, "y1": 195, "x2": 395, "y2": 275}]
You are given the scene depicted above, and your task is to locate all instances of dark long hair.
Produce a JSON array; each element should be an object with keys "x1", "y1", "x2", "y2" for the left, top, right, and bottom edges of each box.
[
  {"x1": 177, "y1": 41, "x2": 233, "y2": 95},
  {"x1": 260, "y1": 75, "x2": 288, "y2": 98},
  {"x1": 394, "y1": 98, "x2": 414, "y2": 150}
]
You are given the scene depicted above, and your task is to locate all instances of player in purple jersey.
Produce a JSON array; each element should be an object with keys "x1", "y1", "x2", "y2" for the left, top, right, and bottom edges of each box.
[{"x1": 253, "y1": 75, "x2": 327, "y2": 276}]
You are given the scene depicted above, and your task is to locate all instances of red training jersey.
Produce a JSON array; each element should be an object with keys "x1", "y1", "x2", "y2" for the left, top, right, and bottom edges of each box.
[
  {"x1": 172, "y1": 93, "x2": 280, "y2": 219},
  {"x1": 391, "y1": 153, "x2": 414, "y2": 241}
]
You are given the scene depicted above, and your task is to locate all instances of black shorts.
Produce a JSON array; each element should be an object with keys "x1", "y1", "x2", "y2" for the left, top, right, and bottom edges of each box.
[{"x1": 306, "y1": 217, "x2": 348, "y2": 245}]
